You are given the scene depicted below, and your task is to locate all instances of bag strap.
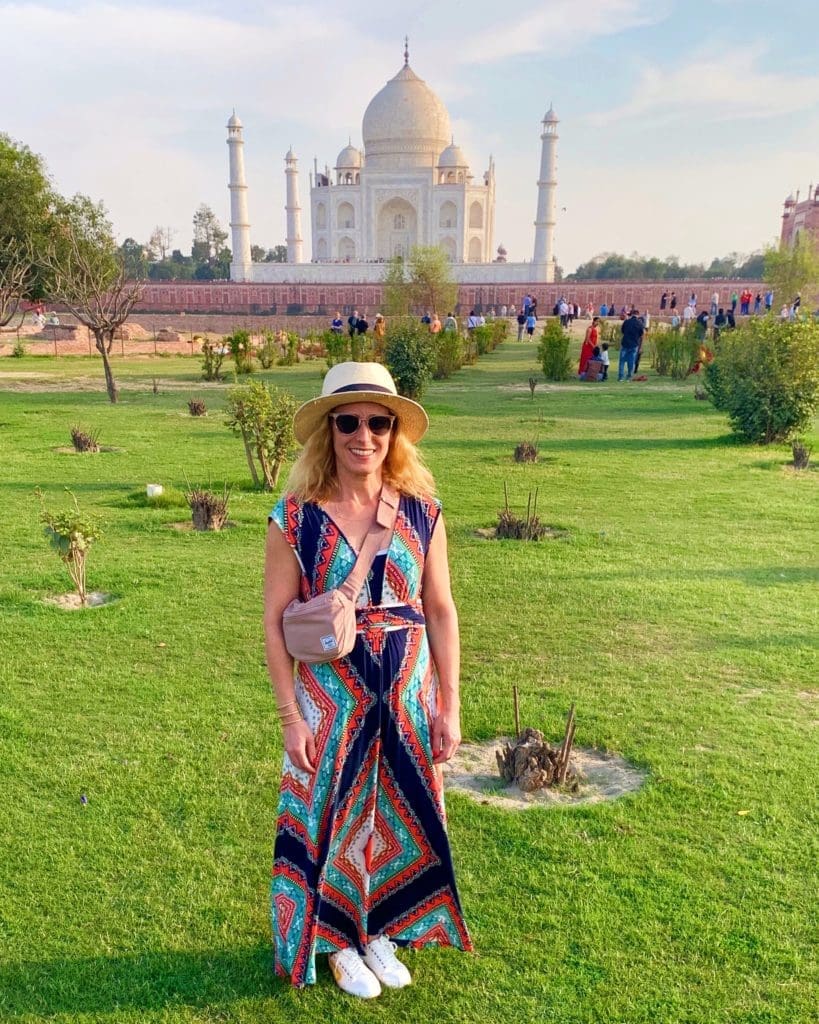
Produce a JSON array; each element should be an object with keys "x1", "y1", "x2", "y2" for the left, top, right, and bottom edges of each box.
[{"x1": 338, "y1": 485, "x2": 399, "y2": 602}]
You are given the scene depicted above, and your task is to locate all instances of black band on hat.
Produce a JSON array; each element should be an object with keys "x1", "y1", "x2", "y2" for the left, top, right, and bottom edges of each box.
[{"x1": 331, "y1": 383, "x2": 393, "y2": 395}]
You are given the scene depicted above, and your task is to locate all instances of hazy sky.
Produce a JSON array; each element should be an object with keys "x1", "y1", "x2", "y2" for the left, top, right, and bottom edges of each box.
[{"x1": 4, "y1": 0, "x2": 818, "y2": 272}]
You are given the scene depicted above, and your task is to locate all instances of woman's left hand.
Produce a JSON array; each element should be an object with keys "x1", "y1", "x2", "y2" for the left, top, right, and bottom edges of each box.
[{"x1": 431, "y1": 709, "x2": 461, "y2": 764}]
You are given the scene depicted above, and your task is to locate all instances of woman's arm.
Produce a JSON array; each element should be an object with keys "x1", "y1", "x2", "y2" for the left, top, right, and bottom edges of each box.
[
  {"x1": 421, "y1": 513, "x2": 461, "y2": 764},
  {"x1": 263, "y1": 521, "x2": 316, "y2": 773}
]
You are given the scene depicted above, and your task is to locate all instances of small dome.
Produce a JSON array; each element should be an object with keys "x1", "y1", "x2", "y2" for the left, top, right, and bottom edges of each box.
[
  {"x1": 336, "y1": 143, "x2": 362, "y2": 169},
  {"x1": 438, "y1": 141, "x2": 468, "y2": 168},
  {"x1": 497, "y1": 243, "x2": 507, "y2": 255},
  {"x1": 543, "y1": 105, "x2": 559, "y2": 123},
  {"x1": 227, "y1": 110, "x2": 242, "y2": 128},
  {"x1": 285, "y1": 146, "x2": 297, "y2": 161},
  {"x1": 784, "y1": 193, "x2": 796, "y2": 206}
]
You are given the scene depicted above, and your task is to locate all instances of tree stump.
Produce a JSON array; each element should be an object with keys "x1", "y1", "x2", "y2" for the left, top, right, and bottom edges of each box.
[{"x1": 495, "y1": 723, "x2": 581, "y2": 793}]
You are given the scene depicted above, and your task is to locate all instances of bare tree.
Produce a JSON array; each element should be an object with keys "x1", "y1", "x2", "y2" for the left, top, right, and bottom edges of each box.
[
  {"x1": 148, "y1": 225, "x2": 174, "y2": 262},
  {"x1": 39, "y1": 197, "x2": 143, "y2": 403},
  {"x1": 0, "y1": 238, "x2": 32, "y2": 328}
]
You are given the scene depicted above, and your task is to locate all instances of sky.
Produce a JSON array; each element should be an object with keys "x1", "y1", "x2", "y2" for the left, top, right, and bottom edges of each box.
[{"x1": 3, "y1": 0, "x2": 818, "y2": 274}]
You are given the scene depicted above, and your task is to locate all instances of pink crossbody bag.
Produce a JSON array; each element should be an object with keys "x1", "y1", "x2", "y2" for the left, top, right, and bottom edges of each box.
[{"x1": 282, "y1": 486, "x2": 399, "y2": 664}]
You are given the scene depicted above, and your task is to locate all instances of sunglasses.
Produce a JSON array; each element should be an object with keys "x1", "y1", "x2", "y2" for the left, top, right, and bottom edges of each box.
[{"x1": 330, "y1": 413, "x2": 396, "y2": 436}]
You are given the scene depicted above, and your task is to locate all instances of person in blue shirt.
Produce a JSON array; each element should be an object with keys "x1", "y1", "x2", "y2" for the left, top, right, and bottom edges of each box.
[{"x1": 330, "y1": 312, "x2": 344, "y2": 334}]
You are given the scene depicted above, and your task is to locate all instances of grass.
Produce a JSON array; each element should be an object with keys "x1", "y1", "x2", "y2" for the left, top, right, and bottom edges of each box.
[{"x1": 0, "y1": 342, "x2": 817, "y2": 1024}]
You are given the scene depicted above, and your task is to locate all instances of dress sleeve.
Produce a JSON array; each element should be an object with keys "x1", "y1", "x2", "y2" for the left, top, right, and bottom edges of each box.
[{"x1": 268, "y1": 493, "x2": 300, "y2": 550}]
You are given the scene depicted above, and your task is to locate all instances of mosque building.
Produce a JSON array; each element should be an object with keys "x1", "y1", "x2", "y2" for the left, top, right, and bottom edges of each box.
[
  {"x1": 227, "y1": 44, "x2": 559, "y2": 285},
  {"x1": 780, "y1": 184, "x2": 819, "y2": 251}
]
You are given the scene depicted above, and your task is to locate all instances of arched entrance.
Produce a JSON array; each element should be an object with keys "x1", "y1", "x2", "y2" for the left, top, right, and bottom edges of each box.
[{"x1": 376, "y1": 197, "x2": 417, "y2": 260}]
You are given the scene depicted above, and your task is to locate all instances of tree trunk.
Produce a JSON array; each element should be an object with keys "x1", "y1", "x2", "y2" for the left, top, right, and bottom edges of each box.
[
  {"x1": 241, "y1": 426, "x2": 260, "y2": 488},
  {"x1": 93, "y1": 329, "x2": 119, "y2": 403},
  {"x1": 257, "y1": 444, "x2": 275, "y2": 491}
]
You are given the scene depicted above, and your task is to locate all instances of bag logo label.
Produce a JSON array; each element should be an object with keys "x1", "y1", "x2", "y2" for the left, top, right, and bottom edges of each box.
[{"x1": 320, "y1": 634, "x2": 336, "y2": 652}]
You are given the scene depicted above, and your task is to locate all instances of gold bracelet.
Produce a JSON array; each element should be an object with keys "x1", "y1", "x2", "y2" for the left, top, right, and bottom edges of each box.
[
  {"x1": 280, "y1": 715, "x2": 303, "y2": 727},
  {"x1": 276, "y1": 700, "x2": 299, "y2": 712}
]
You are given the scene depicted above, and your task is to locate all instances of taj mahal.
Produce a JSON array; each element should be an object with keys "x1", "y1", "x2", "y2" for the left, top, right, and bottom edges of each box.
[{"x1": 226, "y1": 43, "x2": 559, "y2": 286}]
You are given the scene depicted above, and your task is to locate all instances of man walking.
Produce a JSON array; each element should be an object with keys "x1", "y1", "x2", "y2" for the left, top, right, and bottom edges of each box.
[
  {"x1": 347, "y1": 310, "x2": 359, "y2": 338},
  {"x1": 619, "y1": 309, "x2": 644, "y2": 381}
]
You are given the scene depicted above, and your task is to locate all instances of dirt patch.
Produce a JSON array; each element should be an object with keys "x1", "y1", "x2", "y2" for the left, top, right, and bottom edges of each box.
[
  {"x1": 474, "y1": 526, "x2": 568, "y2": 541},
  {"x1": 53, "y1": 445, "x2": 123, "y2": 455},
  {"x1": 43, "y1": 591, "x2": 117, "y2": 610},
  {"x1": 443, "y1": 738, "x2": 647, "y2": 810},
  {"x1": 165, "y1": 520, "x2": 239, "y2": 531}
]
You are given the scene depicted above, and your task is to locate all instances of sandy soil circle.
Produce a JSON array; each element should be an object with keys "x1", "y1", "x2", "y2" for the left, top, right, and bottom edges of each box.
[
  {"x1": 442, "y1": 738, "x2": 647, "y2": 810},
  {"x1": 42, "y1": 591, "x2": 117, "y2": 610}
]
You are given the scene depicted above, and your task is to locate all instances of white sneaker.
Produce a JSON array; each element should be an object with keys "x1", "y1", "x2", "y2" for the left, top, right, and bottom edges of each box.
[
  {"x1": 363, "y1": 935, "x2": 412, "y2": 988},
  {"x1": 328, "y1": 948, "x2": 382, "y2": 999}
]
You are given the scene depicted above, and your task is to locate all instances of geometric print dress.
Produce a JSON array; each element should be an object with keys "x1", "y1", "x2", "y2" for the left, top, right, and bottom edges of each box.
[{"x1": 269, "y1": 492, "x2": 473, "y2": 987}]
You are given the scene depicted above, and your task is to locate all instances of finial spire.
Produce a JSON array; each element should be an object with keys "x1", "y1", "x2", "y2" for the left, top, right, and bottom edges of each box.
[{"x1": 404, "y1": 35, "x2": 409, "y2": 66}]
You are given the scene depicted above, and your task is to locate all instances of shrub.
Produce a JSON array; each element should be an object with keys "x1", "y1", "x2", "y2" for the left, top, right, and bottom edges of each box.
[
  {"x1": 11, "y1": 338, "x2": 26, "y2": 358},
  {"x1": 224, "y1": 380, "x2": 297, "y2": 490},
  {"x1": 257, "y1": 329, "x2": 277, "y2": 369},
  {"x1": 514, "y1": 441, "x2": 538, "y2": 463},
  {"x1": 36, "y1": 488, "x2": 102, "y2": 604},
  {"x1": 472, "y1": 324, "x2": 494, "y2": 355},
  {"x1": 70, "y1": 426, "x2": 100, "y2": 453},
  {"x1": 537, "y1": 320, "x2": 572, "y2": 381},
  {"x1": 384, "y1": 321, "x2": 436, "y2": 400},
  {"x1": 704, "y1": 317, "x2": 819, "y2": 443},
  {"x1": 185, "y1": 485, "x2": 231, "y2": 531},
  {"x1": 278, "y1": 332, "x2": 300, "y2": 366},
  {"x1": 496, "y1": 486, "x2": 549, "y2": 540},
  {"x1": 791, "y1": 439, "x2": 811, "y2": 470},
  {"x1": 201, "y1": 339, "x2": 225, "y2": 381},
  {"x1": 225, "y1": 329, "x2": 254, "y2": 374},
  {"x1": 433, "y1": 330, "x2": 463, "y2": 379},
  {"x1": 651, "y1": 325, "x2": 700, "y2": 378},
  {"x1": 188, "y1": 399, "x2": 207, "y2": 416},
  {"x1": 324, "y1": 330, "x2": 350, "y2": 368}
]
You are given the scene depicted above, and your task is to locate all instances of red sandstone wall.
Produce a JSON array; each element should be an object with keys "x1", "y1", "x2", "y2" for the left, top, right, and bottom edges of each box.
[{"x1": 134, "y1": 279, "x2": 766, "y2": 317}]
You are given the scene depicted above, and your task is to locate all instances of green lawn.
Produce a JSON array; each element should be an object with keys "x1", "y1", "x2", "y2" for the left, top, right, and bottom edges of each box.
[{"x1": 1, "y1": 343, "x2": 817, "y2": 1024}]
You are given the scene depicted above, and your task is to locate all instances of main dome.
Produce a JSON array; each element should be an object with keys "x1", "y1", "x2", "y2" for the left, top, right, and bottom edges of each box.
[{"x1": 362, "y1": 64, "x2": 452, "y2": 169}]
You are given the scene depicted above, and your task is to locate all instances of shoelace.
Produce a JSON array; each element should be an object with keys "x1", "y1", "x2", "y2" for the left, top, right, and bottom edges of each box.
[
  {"x1": 334, "y1": 949, "x2": 370, "y2": 980},
  {"x1": 367, "y1": 937, "x2": 398, "y2": 965}
]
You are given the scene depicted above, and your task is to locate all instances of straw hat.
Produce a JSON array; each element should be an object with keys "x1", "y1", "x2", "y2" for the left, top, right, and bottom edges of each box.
[{"x1": 293, "y1": 362, "x2": 429, "y2": 444}]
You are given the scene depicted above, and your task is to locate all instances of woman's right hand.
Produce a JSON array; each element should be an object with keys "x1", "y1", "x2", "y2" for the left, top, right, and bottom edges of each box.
[{"x1": 283, "y1": 720, "x2": 317, "y2": 774}]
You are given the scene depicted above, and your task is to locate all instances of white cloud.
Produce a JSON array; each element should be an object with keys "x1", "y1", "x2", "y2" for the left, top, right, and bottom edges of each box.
[{"x1": 587, "y1": 44, "x2": 819, "y2": 125}]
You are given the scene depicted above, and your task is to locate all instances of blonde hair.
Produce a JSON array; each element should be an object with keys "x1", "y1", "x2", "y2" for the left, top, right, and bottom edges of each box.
[{"x1": 286, "y1": 417, "x2": 436, "y2": 503}]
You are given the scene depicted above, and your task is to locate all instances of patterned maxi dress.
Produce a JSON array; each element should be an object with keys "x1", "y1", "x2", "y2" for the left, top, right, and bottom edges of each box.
[{"x1": 269, "y1": 492, "x2": 473, "y2": 987}]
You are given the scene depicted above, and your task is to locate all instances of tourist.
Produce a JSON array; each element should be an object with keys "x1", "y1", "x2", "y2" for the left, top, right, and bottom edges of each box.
[
  {"x1": 618, "y1": 310, "x2": 643, "y2": 381},
  {"x1": 780, "y1": 303, "x2": 790, "y2": 321},
  {"x1": 753, "y1": 293, "x2": 762, "y2": 316},
  {"x1": 764, "y1": 289, "x2": 774, "y2": 313},
  {"x1": 265, "y1": 361, "x2": 472, "y2": 995},
  {"x1": 509, "y1": 303, "x2": 516, "y2": 316},
  {"x1": 635, "y1": 310, "x2": 650, "y2": 372},
  {"x1": 522, "y1": 293, "x2": 532, "y2": 315},
  {"x1": 466, "y1": 310, "x2": 480, "y2": 334},
  {"x1": 730, "y1": 291, "x2": 738, "y2": 314},
  {"x1": 696, "y1": 309, "x2": 709, "y2": 339},
  {"x1": 516, "y1": 310, "x2": 526, "y2": 341},
  {"x1": 600, "y1": 302, "x2": 609, "y2": 318},
  {"x1": 792, "y1": 293, "x2": 802, "y2": 319},
  {"x1": 530, "y1": 297, "x2": 538, "y2": 317},
  {"x1": 348, "y1": 310, "x2": 359, "y2": 337},
  {"x1": 500, "y1": 304, "x2": 508, "y2": 317},
  {"x1": 586, "y1": 303, "x2": 594, "y2": 319},
  {"x1": 356, "y1": 312, "x2": 369, "y2": 335},
  {"x1": 420, "y1": 311, "x2": 432, "y2": 326},
  {"x1": 710, "y1": 291, "x2": 719, "y2": 317},
  {"x1": 443, "y1": 312, "x2": 458, "y2": 332},
  {"x1": 682, "y1": 303, "x2": 695, "y2": 328},
  {"x1": 713, "y1": 308, "x2": 727, "y2": 342},
  {"x1": 430, "y1": 312, "x2": 442, "y2": 334},
  {"x1": 372, "y1": 313, "x2": 386, "y2": 342},
  {"x1": 579, "y1": 317, "x2": 599, "y2": 376},
  {"x1": 669, "y1": 291, "x2": 678, "y2": 312},
  {"x1": 525, "y1": 310, "x2": 537, "y2": 339},
  {"x1": 558, "y1": 298, "x2": 569, "y2": 328},
  {"x1": 688, "y1": 292, "x2": 697, "y2": 310},
  {"x1": 670, "y1": 311, "x2": 681, "y2": 330},
  {"x1": 330, "y1": 312, "x2": 344, "y2": 334},
  {"x1": 726, "y1": 308, "x2": 736, "y2": 330},
  {"x1": 660, "y1": 290, "x2": 668, "y2": 312},
  {"x1": 600, "y1": 341, "x2": 610, "y2": 380}
]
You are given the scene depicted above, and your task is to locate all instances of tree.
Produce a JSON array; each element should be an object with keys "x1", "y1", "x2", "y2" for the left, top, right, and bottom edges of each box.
[
  {"x1": 763, "y1": 237, "x2": 819, "y2": 308},
  {"x1": 192, "y1": 204, "x2": 228, "y2": 264},
  {"x1": 224, "y1": 380, "x2": 296, "y2": 490},
  {"x1": 38, "y1": 196, "x2": 143, "y2": 403},
  {"x1": 264, "y1": 245, "x2": 288, "y2": 263},
  {"x1": 0, "y1": 134, "x2": 55, "y2": 325},
  {"x1": 147, "y1": 225, "x2": 174, "y2": 262},
  {"x1": 382, "y1": 255, "x2": 409, "y2": 316},
  {"x1": 119, "y1": 237, "x2": 148, "y2": 279},
  {"x1": 250, "y1": 244, "x2": 266, "y2": 263},
  {"x1": 407, "y1": 246, "x2": 458, "y2": 316}
]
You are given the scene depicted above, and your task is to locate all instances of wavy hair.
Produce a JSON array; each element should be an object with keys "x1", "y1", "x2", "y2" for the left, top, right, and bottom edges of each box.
[{"x1": 285, "y1": 417, "x2": 436, "y2": 503}]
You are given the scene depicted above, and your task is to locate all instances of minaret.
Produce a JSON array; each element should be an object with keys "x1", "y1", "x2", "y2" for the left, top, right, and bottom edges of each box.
[
  {"x1": 226, "y1": 111, "x2": 252, "y2": 282},
  {"x1": 532, "y1": 105, "x2": 558, "y2": 283},
  {"x1": 285, "y1": 147, "x2": 304, "y2": 264}
]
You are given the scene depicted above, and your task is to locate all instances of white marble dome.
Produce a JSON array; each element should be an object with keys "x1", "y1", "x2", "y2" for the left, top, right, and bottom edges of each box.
[
  {"x1": 336, "y1": 143, "x2": 362, "y2": 169},
  {"x1": 362, "y1": 63, "x2": 452, "y2": 169},
  {"x1": 438, "y1": 141, "x2": 468, "y2": 168}
]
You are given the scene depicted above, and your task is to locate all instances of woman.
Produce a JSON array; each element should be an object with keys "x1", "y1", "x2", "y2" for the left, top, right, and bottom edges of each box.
[
  {"x1": 264, "y1": 362, "x2": 472, "y2": 998},
  {"x1": 579, "y1": 316, "x2": 599, "y2": 376}
]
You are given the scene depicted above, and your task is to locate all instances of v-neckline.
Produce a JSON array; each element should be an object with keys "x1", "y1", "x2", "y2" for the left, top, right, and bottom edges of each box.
[{"x1": 316, "y1": 503, "x2": 387, "y2": 559}]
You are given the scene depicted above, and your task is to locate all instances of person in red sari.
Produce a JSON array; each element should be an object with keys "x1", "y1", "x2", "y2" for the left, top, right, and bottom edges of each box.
[{"x1": 579, "y1": 317, "x2": 600, "y2": 377}]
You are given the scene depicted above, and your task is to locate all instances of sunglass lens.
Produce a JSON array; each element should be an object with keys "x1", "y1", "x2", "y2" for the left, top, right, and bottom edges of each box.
[
  {"x1": 368, "y1": 416, "x2": 394, "y2": 435},
  {"x1": 333, "y1": 414, "x2": 359, "y2": 434}
]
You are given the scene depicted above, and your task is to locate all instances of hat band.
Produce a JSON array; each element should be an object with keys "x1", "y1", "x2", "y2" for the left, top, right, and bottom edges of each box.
[{"x1": 331, "y1": 383, "x2": 394, "y2": 396}]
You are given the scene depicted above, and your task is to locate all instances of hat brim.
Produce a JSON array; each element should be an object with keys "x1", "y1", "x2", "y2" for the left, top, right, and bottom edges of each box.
[{"x1": 293, "y1": 390, "x2": 429, "y2": 445}]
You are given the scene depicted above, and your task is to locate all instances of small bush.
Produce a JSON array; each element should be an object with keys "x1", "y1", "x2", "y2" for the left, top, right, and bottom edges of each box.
[
  {"x1": 257, "y1": 329, "x2": 277, "y2": 369},
  {"x1": 225, "y1": 329, "x2": 254, "y2": 374},
  {"x1": 201, "y1": 339, "x2": 225, "y2": 381},
  {"x1": 185, "y1": 485, "x2": 231, "y2": 532},
  {"x1": 514, "y1": 441, "x2": 538, "y2": 463},
  {"x1": 384, "y1": 321, "x2": 436, "y2": 400},
  {"x1": 791, "y1": 439, "x2": 811, "y2": 469},
  {"x1": 70, "y1": 426, "x2": 100, "y2": 453},
  {"x1": 537, "y1": 320, "x2": 572, "y2": 381},
  {"x1": 651, "y1": 326, "x2": 699, "y2": 378},
  {"x1": 324, "y1": 330, "x2": 350, "y2": 368},
  {"x1": 278, "y1": 332, "x2": 300, "y2": 367},
  {"x1": 496, "y1": 487, "x2": 550, "y2": 541},
  {"x1": 433, "y1": 330, "x2": 463, "y2": 379},
  {"x1": 472, "y1": 324, "x2": 495, "y2": 355},
  {"x1": 225, "y1": 380, "x2": 297, "y2": 490},
  {"x1": 36, "y1": 488, "x2": 102, "y2": 604},
  {"x1": 11, "y1": 338, "x2": 26, "y2": 358},
  {"x1": 704, "y1": 317, "x2": 819, "y2": 443},
  {"x1": 188, "y1": 399, "x2": 207, "y2": 416}
]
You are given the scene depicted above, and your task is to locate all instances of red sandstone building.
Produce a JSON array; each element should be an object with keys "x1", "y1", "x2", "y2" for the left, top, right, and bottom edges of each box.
[{"x1": 780, "y1": 185, "x2": 819, "y2": 249}]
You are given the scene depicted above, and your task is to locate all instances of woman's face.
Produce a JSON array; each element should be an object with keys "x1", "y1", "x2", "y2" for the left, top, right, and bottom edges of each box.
[{"x1": 330, "y1": 401, "x2": 394, "y2": 480}]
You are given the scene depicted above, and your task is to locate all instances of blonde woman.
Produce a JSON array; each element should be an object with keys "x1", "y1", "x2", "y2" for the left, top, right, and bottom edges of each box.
[{"x1": 264, "y1": 362, "x2": 472, "y2": 997}]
